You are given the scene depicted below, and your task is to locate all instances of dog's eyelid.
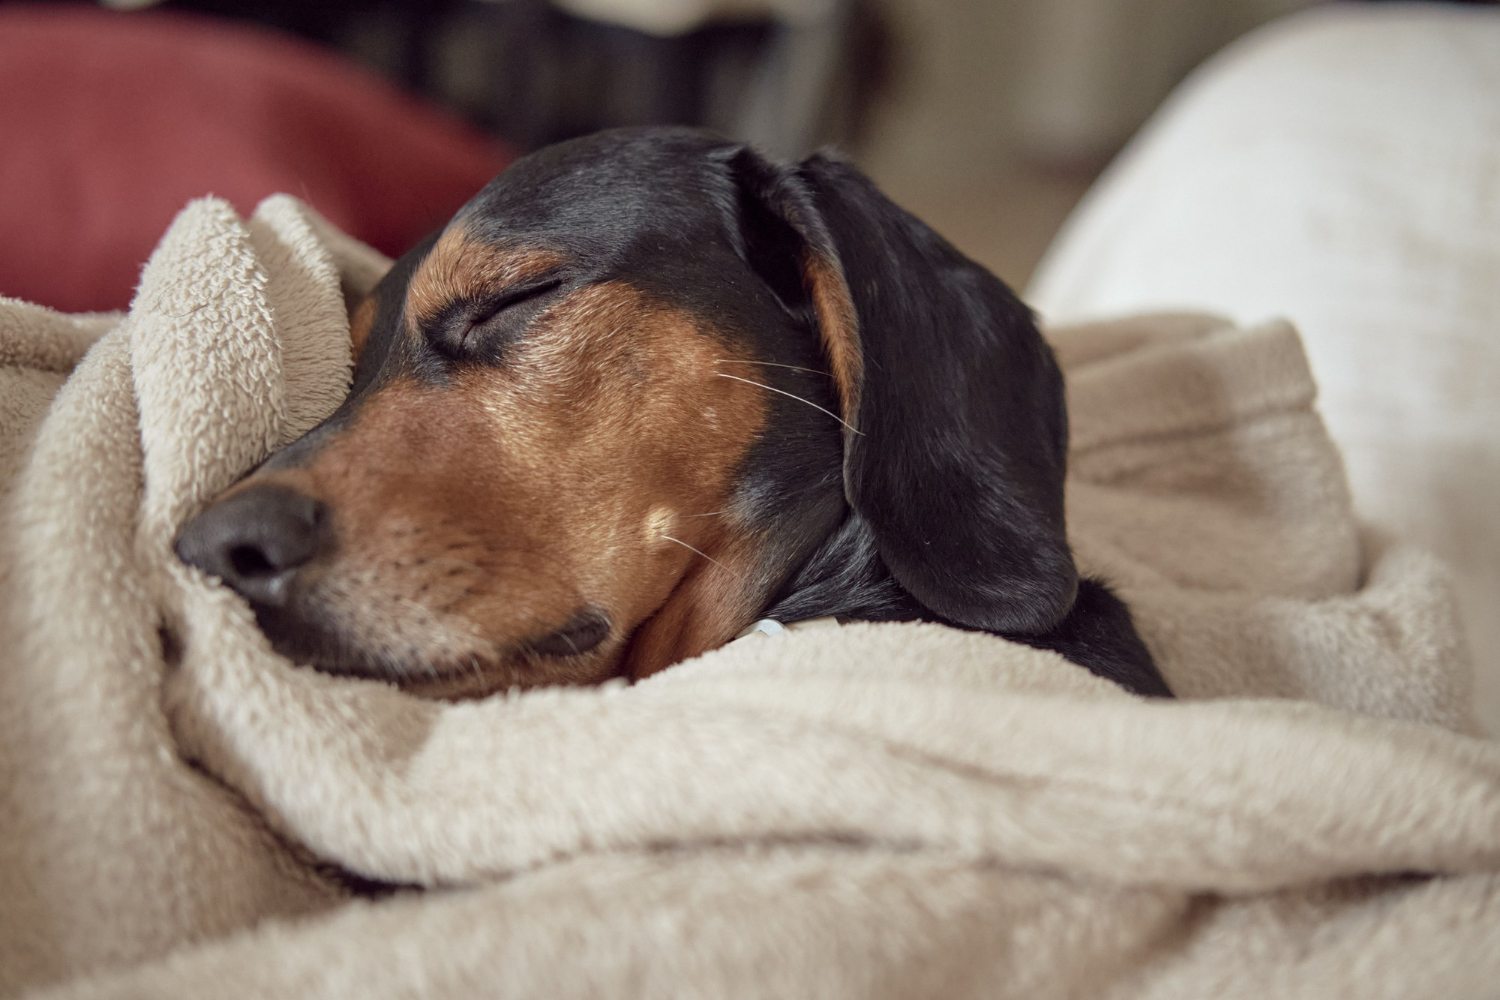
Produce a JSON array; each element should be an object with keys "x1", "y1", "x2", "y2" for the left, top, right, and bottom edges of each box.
[
  {"x1": 470, "y1": 274, "x2": 567, "y2": 325},
  {"x1": 434, "y1": 274, "x2": 568, "y2": 358}
]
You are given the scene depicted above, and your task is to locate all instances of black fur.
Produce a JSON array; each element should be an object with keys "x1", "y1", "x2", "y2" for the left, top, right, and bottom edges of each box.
[
  {"x1": 257, "y1": 127, "x2": 1171, "y2": 697},
  {"x1": 715, "y1": 138, "x2": 1169, "y2": 697}
]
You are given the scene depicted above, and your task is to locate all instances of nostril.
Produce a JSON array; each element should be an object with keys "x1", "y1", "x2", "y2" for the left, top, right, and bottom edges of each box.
[
  {"x1": 228, "y1": 544, "x2": 277, "y2": 580},
  {"x1": 176, "y1": 484, "x2": 333, "y2": 607}
]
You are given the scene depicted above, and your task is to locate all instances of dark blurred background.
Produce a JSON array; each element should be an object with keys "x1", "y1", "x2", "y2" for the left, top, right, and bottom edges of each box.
[
  {"x1": 128, "y1": 0, "x2": 1319, "y2": 281},
  {"x1": 3, "y1": 0, "x2": 1491, "y2": 311}
]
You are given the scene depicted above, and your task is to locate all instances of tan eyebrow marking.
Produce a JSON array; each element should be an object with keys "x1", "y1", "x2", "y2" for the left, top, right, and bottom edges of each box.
[
  {"x1": 348, "y1": 294, "x2": 378, "y2": 365},
  {"x1": 405, "y1": 225, "x2": 567, "y2": 335}
]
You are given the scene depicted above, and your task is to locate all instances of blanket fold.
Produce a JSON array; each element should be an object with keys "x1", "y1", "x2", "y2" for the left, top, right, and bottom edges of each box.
[{"x1": 3, "y1": 197, "x2": 1497, "y2": 999}]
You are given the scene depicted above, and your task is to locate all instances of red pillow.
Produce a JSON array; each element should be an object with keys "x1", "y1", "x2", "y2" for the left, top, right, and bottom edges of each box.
[{"x1": 0, "y1": 5, "x2": 514, "y2": 313}]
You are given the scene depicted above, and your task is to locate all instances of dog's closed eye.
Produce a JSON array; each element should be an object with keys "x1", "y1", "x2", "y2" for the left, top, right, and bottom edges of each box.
[{"x1": 433, "y1": 275, "x2": 567, "y2": 360}]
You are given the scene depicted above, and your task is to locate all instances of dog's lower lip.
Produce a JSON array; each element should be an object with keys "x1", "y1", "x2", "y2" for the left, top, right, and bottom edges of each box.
[
  {"x1": 248, "y1": 603, "x2": 487, "y2": 682},
  {"x1": 252, "y1": 596, "x2": 611, "y2": 683},
  {"x1": 302, "y1": 628, "x2": 612, "y2": 683},
  {"x1": 298, "y1": 649, "x2": 504, "y2": 683},
  {"x1": 523, "y1": 608, "x2": 611, "y2": 658}
]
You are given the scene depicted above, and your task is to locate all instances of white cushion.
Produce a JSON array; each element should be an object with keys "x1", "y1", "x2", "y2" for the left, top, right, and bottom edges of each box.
[{"x1": 1028, "y1": 3, "x2": 1500, "y2": 732}]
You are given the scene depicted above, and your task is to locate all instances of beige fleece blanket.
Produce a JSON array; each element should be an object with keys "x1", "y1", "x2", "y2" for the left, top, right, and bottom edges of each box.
[{"x1": 2, "y1": 197, "x2": 1497, "y2": 1000}]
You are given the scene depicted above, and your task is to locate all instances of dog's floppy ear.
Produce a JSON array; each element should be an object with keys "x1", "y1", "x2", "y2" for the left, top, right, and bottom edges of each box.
[{"x1": 727, "y1": 147, "x2": 1077, "y2": 634}]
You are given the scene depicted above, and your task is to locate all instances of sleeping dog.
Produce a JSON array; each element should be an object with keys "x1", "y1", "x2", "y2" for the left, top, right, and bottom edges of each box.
[{"x1": 175, "y1": 127, "x2": 1170, "y2": 700}]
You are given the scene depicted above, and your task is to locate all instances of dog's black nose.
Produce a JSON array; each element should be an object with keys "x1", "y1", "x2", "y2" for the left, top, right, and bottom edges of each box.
[{"x1": 175, "y1": 485, "x2": 330, "y2": 607}]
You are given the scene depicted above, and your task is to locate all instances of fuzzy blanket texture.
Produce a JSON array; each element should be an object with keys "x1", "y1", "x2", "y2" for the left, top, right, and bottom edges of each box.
[{"x1": 2, "y1": 197, "x2": 1498, "y2": 999}]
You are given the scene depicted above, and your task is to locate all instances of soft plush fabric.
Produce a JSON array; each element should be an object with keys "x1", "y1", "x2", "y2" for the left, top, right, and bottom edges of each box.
[
  {"x1": 1027, "y1": 3, "x2": 1500, "y2": 734},
  {"x1": 2, "y1": 195, "x2": 1496, "y2": 998},
  {"x1": 0, "y1": 5, "x2": 513, "y2": 314}
]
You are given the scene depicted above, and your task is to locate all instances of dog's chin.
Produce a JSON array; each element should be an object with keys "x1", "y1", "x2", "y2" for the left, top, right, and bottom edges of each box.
[{"x1": 250, "y1": 602, "x2": 622, "y2": 700}]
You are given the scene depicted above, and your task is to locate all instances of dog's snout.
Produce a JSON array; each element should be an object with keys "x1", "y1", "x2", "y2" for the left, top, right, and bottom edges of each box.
[{"x1": 175, "y1": 485, "x2": 330, "y2": 607}]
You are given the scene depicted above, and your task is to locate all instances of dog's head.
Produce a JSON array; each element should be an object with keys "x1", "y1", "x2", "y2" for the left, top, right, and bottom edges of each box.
[{"x1": 175, "y1": 128, "x2": 1075, "y2": 698}]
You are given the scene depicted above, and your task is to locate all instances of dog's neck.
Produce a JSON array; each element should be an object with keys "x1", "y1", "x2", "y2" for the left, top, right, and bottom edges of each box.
[
  {"x1": 760, "y1": 510, "x2": 925, "y2": 626},
  {"x1": 758, "y1": 508, "x2": 1171, "y2": 698}
]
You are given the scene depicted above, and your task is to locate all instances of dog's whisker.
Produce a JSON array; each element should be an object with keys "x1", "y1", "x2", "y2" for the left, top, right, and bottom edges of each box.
[
  {"x1": 681, "y1": 510, "x2": 729, "y2": 518},
  {"x1": 713, "y1": 373, "x2": 862, "y2": 435},
  {"x1": 713, "y1": 358, "x2": 831, "y2": 377},
  {"x1": 660, "y1": 535, "x2": 727, "y2": 570}
]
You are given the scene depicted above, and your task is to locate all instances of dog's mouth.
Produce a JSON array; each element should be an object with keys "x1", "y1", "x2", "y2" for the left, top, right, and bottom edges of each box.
[
  {"x1": 248, "y1": 596, "x2": 618, "y2": 698},
  {"x1": 517, "y1": 608, "x2": 612, "y2": 658}
]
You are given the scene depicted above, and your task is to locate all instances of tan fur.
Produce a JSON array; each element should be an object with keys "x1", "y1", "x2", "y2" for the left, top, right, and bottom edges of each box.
[
  {"x1": 347, "y1": 295, "x2": 377, "y2": 365},
  {"x1": 620, "y1": 536, "x2": 764, "y2": 681},
  {"x1": 245, "y1": 280, "x2": 768, "y2": 697},
  {"x1": 405, "y1": 226, "x2": 565, "y2": 331},
  {"x1": 803, "y1": 252, "x2": 863, "y2": 428}
]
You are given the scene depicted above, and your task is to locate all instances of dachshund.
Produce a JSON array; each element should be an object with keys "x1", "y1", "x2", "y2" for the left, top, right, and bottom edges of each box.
[{"x1": 174, "y1": 127, "x2": 1171, "y2": 700}]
